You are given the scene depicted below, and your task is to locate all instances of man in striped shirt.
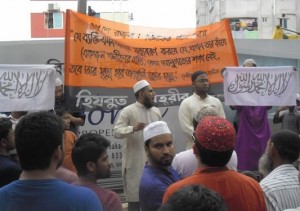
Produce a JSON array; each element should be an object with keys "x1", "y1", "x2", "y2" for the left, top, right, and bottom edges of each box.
[{"x1": 259, "y1": 130, "x2": 300, "y2": 211}]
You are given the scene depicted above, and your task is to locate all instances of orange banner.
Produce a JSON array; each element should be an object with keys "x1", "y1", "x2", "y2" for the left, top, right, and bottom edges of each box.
[{"x1": 65, "y1": 9, "x2": 238, "y2": 88}]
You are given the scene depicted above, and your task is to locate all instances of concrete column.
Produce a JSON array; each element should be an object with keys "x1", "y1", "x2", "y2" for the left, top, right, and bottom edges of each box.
[{"x1": 77, "y1": 0, "x2": 87, "y2": 14}]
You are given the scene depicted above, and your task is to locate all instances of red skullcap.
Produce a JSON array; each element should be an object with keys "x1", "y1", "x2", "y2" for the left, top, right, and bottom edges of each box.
[{"x1": 195, "y1": 116, "x2": 236, "y2": 152}]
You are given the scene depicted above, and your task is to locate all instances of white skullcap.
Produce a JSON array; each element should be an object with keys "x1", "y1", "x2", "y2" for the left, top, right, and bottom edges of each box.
[
  {"x1": 296, "y1": 94, "x2": 300, "y2": 102},
  {"x1": 0, "y1": 114, "x2": 7, "y2": 118},
  {"x1": 243, "y1": 59, "x2": 256, "y2": 66},
  {"x1": 143, "y1": 121, "x2": 171, "y2": 142},
  {"x1": 55, "y1": 78, "x2": 63, "y2": 87},
  {"x1": 193, "y1": 105, "x2": 218, "y2": 123},
  {"x1": 133, "y1": 80, "x2": 149, "y2": 93}
]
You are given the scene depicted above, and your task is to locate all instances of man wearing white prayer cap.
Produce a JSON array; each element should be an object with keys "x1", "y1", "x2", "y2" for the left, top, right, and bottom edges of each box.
[
  {"x1": 55, "y1": 78, "x2": 64, "y2": 101},
  {"x1": 54, "y1": 77, "x2": 86, "y2": 136},
  {"x1": 243, "y1": 58, "x2": 257, "y2": 67},
  {"x1": 113, "y1": 80, "x2": 162, "y2": 211},
  {"x1": 133, "y1": 80, "x2": 149, "y2": 93},
  {"x1": 139, "y1": 121, "x2": 180, "y2": 211}
]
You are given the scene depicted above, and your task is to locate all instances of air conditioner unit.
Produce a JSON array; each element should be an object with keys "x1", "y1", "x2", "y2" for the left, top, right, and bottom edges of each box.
[{"x1": 48, "y1": 3, "x2": 60, "y2": 11}]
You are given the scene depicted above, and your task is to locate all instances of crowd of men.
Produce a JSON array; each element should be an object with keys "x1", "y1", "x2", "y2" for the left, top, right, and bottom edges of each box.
[{"x1": 0, "y1": 58, "x2": 300, "y2": 211}]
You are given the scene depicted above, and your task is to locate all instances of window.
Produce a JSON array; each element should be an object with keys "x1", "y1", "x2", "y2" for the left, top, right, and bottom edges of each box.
[
  {"x1": 45, "y1": 12, "x2": 63, "y2": 29},
  {"x1": 229, "y1": 17, "x2": 258, "y2": 31},
  {"x1": 279, "y1": 14, "x2": 288, "y2": 28}
]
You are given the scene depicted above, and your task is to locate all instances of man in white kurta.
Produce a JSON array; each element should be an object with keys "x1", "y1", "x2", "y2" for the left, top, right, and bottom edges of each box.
[
  {"x1": 113, "y1": 80, "x2": 161, "y2": 211},
  {"x1": 178, "y1": 71, "x2": 225, "y2": 149}
]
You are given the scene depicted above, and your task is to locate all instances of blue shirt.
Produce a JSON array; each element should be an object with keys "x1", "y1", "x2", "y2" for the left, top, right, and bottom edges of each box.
[
  {"x1": 139, "y1": 165, "x2": 180, "y2": 211},
  {"x1": 0, "y1": 155, "x2": 22, "y2": 187},
  {"x1": 0, "y1": 179, "x2": 103, "y2": 211}
]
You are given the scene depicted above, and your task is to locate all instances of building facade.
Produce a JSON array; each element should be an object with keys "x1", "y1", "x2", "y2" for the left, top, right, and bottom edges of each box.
[
  {"x1": 196, "y1": 0, "x2": 300, "y2": 39},
  {"x1": 30, "y1": 0, "x2": 130, "y2": 39}
]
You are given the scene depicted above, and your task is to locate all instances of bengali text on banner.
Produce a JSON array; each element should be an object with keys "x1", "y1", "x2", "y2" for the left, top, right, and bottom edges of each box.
[{"x1": 64, "y1": 9, "x2": 238, "y2": 89}]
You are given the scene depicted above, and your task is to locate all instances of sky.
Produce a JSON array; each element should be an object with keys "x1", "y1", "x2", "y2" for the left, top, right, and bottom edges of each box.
[
  {"x1": 130, "y1": 0, "x2": 196, "y2": 29},
  {"x1": 0, "y1": 0, "x2": 196, "y2": 41},
  {"x1": 0, "y1": 1, "x2": 32, "y2": 41}
]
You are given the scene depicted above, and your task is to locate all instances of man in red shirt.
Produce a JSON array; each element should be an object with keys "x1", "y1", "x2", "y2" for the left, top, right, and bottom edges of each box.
[
  {"x1": 72, "y1": 133, "x2": 123, "y2": 211},
  {"x1": 163, "y1": 116, "x2": 267, "y2": 211}
]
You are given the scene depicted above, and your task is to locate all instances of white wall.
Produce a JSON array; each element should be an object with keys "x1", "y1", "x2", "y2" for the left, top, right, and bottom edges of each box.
[
  {"x1": 224, "y1": 0, "x2": 259, "y2": 18},
  {"x1": 129, "y1": 0, "x2": 196, "y2": 28}
]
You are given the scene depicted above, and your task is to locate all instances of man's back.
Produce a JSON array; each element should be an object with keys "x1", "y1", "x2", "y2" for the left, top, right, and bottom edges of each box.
[
  {"x1": 260, "y1": 164, "x2": 300, "y2": 211},
  {"x1": 163, "y1": 167, "x2": 266, "y2": 211},
  {"x1": 0, "y1": 154, "x2": 22, "y2": 187},
  {"x1": 172, "y1": 149, "x2": 238, "y2": 179},
  {"x1": 275, "y1": 110, "x2": 300, "y2": 134},
  {"x1": 0, "y1": 179, "x2": 102, "y2": 211},
  {"x1": 78, "y1": 183, "x2": 123, "y2": 211}
]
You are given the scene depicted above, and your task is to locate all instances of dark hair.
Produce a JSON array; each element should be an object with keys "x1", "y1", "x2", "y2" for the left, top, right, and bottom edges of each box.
[
  {"x1": 72, "y1": 133, "x2": 110, "y2": 176},
  {"x1": 15, "y1": 112, "x2": 64, "y2": 171},
  {"x1": 0, "y1": 118, "x2": 12, "y2": 140},
  {"x1": 159, "y1": 185, "x2": 227, "y2": 211},
  {"x1": 271, "y1": 130, "x2": 300, "y2": 163},
  {"x1": 144, "y1": 138, "x2": 151, "y2": 148},
  {"x1": 192, "y1": 118, "x2": 198, "y2": 130},
  {"x1": 55, "y1": 106, "x2": 70, "y2": 117},
  {"x1": 195, "y1": 141, "x2": 233, "y2": 167},
  {"x1": 191, "y1": 71, "x2": 207, "y2": 83}
]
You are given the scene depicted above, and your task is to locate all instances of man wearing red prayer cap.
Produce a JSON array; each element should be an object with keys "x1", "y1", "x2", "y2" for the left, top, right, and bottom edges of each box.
[{"x1": 163, "y1": 116, "x2": 267, "y2": 211}]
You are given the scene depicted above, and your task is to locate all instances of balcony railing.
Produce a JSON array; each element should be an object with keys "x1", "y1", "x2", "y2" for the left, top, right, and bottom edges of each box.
[{"x1": 231, "y1": 30, "x2": 259, "y2": 39}]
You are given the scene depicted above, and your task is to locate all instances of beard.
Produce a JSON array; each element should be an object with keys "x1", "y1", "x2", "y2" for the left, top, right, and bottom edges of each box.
[
  {"x1": 96, "y1": 167, "x2": 111, "y2": 179},
  {"x1": 148, "y1": 153, "x2": 173, "y2": 167},
  {"x1": 143, "y1": 95, "x2": 154, "y2": 109},
  {"x1": 258, "y1": 151, "x2": 273, "y2": 178},
  {"x1": 195, "y1": 86, "x2": 209, "y2": 96}
]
